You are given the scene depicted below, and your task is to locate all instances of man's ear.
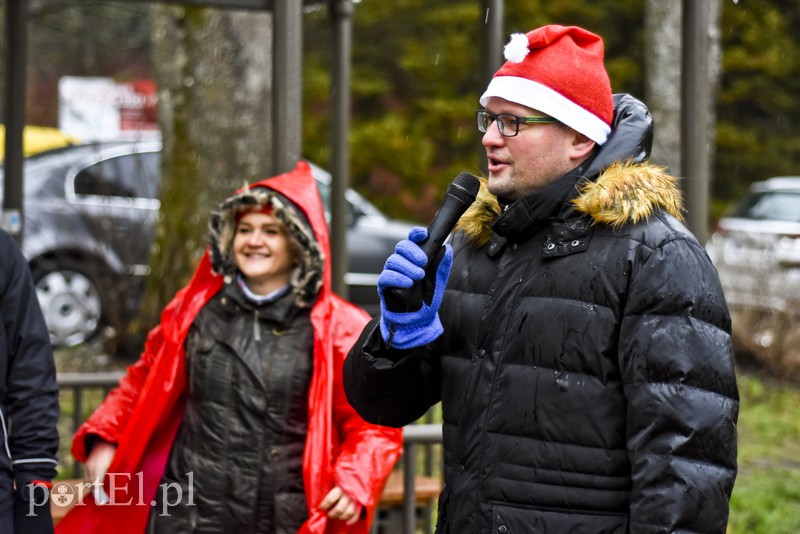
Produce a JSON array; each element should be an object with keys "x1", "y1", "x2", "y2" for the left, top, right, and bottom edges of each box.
[{"x1": 569, "y1": 132, "x2": 596, "y2": 161}]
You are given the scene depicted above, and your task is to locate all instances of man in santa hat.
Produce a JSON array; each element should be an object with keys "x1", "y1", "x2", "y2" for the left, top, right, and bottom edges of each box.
[{"x1": 345, "y1": 24, "x2": 738, "y2": 533}]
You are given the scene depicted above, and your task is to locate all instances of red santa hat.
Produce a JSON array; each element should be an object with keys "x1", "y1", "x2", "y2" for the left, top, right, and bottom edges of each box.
[{"x1": 479, "y1": 25, "x2": 614, "y2": 145}]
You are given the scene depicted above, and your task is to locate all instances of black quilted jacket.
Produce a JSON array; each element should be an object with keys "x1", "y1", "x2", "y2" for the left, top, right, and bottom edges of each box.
[
  {"x1": 0, "y1": 229, "x2": 59, "y2": 533},
  {"x1": 344, "y1": 94, "x2": 739, "y2": 533},
  {"x1": 151, "y1": 282, "x2": 314, "y2": 534}
]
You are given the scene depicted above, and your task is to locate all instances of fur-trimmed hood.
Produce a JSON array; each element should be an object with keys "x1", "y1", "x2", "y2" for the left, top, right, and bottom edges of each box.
[
  {"x1": 572, "y1": 159, "x2": 683, "y2": 227},
  {"x1": 456, "y1": 160, "x2": 683, "y2": 247},
  {"x1": 208, "y1": 183, "x2": 324, "y2": 308}
]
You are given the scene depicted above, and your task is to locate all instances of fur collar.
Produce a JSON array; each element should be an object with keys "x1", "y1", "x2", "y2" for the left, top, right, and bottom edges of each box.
[{"x1": 456, "y1": 160, "x2": 684, "y2": 247}]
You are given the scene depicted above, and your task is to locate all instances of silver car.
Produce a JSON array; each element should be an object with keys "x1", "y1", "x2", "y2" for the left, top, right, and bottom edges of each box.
[{"x1": 706, "y1": 176, "x2": 800, "y2": 351}]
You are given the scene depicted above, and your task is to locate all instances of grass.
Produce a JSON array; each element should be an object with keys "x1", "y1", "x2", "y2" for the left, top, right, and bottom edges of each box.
[{"x1": 728, "y1": 367, "x2": 800, "y2": 533}]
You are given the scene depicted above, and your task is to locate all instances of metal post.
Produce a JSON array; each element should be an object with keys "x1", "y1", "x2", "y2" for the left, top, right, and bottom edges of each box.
[
  {"x1": 478, "y1": 0, "x2": 504, "y2": 173},
  {"x1": 73, "y1": 387, "x2": 83, "y2": 477},
  {"x1": 681, "y1": 0, "x2": 710, "y2": 243},
  {"x1": 3, "y1": 0, "x2": 29, "y2": 244},
  {"x1": 272, "y1": 0, "x2": 303, "y2": 174},
  {"x1": 402, "y1": 442, "x2": 417, "y2": 534},
  {"x1": 329, "y1": 0, "x2": 352, "y2": 298},
  {"x1": 480, "y1": 0, "x2": 504, "y2": 82},
  {"x1": 401, "y1": 424, "x2": 443, "y2": 534}
]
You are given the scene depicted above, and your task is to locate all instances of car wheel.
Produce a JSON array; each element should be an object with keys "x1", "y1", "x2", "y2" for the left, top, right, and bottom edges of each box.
[{"x1": 32, "y1": 260, "x2": 107, "y2": 348}]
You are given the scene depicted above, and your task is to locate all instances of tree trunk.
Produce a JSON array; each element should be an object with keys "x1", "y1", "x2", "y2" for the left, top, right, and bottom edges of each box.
[
  {"x1": 644, "y1": 0, "x2": 721, "y2": 178},
  {"x1": 128, "y1": 6, "x2": 273, "y2": 347}
]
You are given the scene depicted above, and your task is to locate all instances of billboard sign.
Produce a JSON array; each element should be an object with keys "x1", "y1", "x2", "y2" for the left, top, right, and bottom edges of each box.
[{"x1": 58, "y1": 76, "x2": 160, "y2": 141}]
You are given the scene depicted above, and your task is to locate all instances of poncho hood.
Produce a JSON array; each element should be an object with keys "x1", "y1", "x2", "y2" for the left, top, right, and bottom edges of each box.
[{"x1": 208, "y1": 171, "x2": 325, "y2": 308}]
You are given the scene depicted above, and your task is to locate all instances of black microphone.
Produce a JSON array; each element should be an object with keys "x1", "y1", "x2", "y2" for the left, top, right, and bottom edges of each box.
[
  {"x1": 417, "y1": 171, "x2": 481, "y2": 261},
  {"x1": 383, "y1": 172, "x2": 480, "y2": 312}
]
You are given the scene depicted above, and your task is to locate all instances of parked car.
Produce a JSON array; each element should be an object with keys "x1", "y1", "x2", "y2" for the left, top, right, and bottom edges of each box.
[
  {"x1": 0, "y1": 140, "x2": 414, "y2": 349},
  {"x1": 706, "y1": 176, "x2": 800, "y2": 316}
]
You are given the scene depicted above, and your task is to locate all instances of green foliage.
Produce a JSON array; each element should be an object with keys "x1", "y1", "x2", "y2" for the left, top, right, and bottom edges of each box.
[
  {"x1": 303, "y1": 0, "x2": 647, "y2": 222},
  {"x1": 304, "y1": 0, "x2": 800, "y2": 226},
  {"x1": 505, "y1": 0, "x2": 646, "y2": 96},
  {"x1": 715, "y1": 1, "x2": 800, "y2": 212},
  {"x1": 305, "y1": 0, "x2": 485, "y2": 222},
  {"x1": 729, "y1": 372, "x2": 800, "y2": 533},
  {"x1": 10, "y1": 0, "x2": 800, "y2": 225}
]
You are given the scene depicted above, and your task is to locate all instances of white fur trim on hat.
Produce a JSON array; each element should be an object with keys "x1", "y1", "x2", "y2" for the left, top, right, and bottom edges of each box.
[{"x1": 480, "y1": 76, "x2": 611, "y2": 145}]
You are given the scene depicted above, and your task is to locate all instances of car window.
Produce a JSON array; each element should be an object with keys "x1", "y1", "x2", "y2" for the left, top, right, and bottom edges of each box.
[
  {"x1": 731, "y1": 191, "x2": 800, "y2": 223},
  {"x1": 74, "y1": 152, "x2": 160, "y2": 200},
  {"x1": 315, "y1": 178, "x2": 363, "y2": 222}
]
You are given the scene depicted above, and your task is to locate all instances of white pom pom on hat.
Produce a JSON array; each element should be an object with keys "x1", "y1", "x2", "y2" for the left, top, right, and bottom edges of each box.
[
  {"x1": 504, "y1": 33, "x2": 530, "y2": 63},
  {"x1": 480, "y1": 25, "x2": 613, "y2": 145}
]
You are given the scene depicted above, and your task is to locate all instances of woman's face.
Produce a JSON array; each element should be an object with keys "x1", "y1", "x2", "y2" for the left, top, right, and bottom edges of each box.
[{"x1": 233, "y1": 211, "x2": 295, "y2": 295}]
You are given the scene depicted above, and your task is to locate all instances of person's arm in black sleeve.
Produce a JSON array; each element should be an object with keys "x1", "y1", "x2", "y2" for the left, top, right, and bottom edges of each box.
[
  {"x1": 623, "y1": 237, "x2": 738, "y2": 533},
  {"x1": 344, "y1": 227, "x2": 451, "y2": 427},
  {"x1": 0, "y1": 231, "x2": 60, "y2": 533},
  {"x1": 344, "y1": 316, "x2": 441, "y2": 427}
]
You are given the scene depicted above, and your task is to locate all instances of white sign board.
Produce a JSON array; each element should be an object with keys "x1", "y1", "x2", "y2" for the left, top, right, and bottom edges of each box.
[{"x1": 58, "y1": 76, "x2": 160, "y2": 141}]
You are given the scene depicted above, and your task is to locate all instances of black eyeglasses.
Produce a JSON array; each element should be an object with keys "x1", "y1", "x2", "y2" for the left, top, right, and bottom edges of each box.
[{"x1": 476, "y1": 110, "x2": 558, "y2": 137}]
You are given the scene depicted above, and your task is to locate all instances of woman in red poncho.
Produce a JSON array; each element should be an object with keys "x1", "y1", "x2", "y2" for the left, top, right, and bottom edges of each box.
[{"x1": 56, "y1": 161, "x2": 403, "y2": 533}]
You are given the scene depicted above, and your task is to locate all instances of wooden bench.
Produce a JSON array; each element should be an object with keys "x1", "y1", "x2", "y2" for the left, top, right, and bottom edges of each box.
[{"x1": 377, "y1": 469, "x2": 441, "y2": 507}]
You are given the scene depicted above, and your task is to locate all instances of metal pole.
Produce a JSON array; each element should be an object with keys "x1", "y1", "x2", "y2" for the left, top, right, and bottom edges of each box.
[
  {"x1": 681, "y1": 0, "x2": 710, "y2": 243},
  {"x1": 3, "y1": 0, "x2": 28, "y2": 244},
  {"x1": 329, "y1": 0, "x2": 352, "y2": 298},
  {"x1": 272, "y1": 0, "x2": 303, "y2": 174},
  {"x1": 478, "y1": 0, "x2": 503, "y2": 173},
  {"x1": 402, "y1": 442, "x2": 417, "y2": 534},
  {"x1": 480, "y1": 0, "x2": 504, "y2": 82},
  {"x1": 402, "y1": 424, "x2": 442, "y2": 534}
]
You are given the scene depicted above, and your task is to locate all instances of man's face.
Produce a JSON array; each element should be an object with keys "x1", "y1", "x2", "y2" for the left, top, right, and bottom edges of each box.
[{"x1": 481, "y1": 96, "x2": 592, "y2": 201}]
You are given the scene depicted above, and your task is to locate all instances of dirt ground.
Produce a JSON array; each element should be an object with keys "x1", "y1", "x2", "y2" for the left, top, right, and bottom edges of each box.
[
  {"x1": 54, "y1": 329, "x2": 132, "y2": 374},
  {"x1": 731, "y1": 309, "x2": 800, "y2": 384}
]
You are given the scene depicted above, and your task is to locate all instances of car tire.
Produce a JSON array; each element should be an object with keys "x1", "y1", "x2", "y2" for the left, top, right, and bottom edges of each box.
[{"x1": 31, "y1": 258, "x2": 113, "y2": 348}]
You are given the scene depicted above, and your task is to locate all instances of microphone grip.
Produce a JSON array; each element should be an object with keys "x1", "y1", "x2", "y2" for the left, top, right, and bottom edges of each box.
[
  {"x1": 382, "y1": 202, "x2": 463, "y2": 313},
  {"x1": 381, "y1": 171, "x2": 479, "y2": 315},
  {"x1": 418, "y1": 206, "x2": 459, "y2": 259}
]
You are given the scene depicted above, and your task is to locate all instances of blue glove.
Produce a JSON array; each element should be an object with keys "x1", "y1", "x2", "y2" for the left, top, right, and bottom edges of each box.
[{"x1": 378, "y1": 226, "x2": 453, "y2": 349}]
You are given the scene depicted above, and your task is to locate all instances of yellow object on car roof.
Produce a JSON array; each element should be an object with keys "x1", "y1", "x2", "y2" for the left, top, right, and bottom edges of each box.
[{"x1": 0, "y1": 125, "x2": 80, "y2": 162}]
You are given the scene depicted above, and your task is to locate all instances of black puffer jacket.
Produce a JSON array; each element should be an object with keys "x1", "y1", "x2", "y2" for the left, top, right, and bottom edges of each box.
[{"x1": 344, "y1": 94, "x2": 739, "y2": 533}]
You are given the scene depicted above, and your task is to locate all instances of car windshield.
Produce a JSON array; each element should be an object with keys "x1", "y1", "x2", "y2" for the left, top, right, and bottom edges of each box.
[{"x1": 730, "y1": 191, "x2": 800, "y2": 223}]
